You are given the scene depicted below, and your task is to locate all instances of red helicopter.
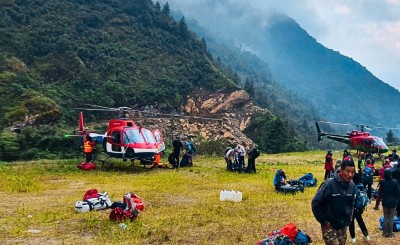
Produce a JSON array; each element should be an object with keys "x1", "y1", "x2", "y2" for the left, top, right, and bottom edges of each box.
[
  {"x1": 70, "y1": 105, "x2": 166, "y2": 170},
  {"x1": 69, "y1": 104, "x2": 222, "y2": 170},
  {"x1": 316, "y1": 121, "x2": 389, "y2": 155}
]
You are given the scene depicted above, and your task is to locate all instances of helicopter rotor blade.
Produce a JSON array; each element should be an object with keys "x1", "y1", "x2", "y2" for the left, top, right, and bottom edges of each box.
[
  {"x1": 71, "y1": 108, "x2": 116, "y2": 112},
  {"x1": 316, "y1": 120, "x2": 352, "y2": 127},
  {"x1": 82, "y1": 104, "x2": 118, "y2": 110},
  {"x1": 129, "y1": 109, "x2": 222, "y2": 121}
]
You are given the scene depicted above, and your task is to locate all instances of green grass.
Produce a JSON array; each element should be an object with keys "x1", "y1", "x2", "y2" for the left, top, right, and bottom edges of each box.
[{"x1": 0, "y1": 150, "x2": 394, "y2": 244}]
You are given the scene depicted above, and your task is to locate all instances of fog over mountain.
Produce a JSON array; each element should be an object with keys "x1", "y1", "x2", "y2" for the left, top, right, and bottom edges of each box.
[{"x1": 163, "y1": 0, "x2": 400, "y2": 91}]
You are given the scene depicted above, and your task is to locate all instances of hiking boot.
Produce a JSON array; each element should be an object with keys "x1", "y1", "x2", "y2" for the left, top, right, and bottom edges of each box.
[{"x1": 351, "y1": 237, "x2": 356, "y2": 243}]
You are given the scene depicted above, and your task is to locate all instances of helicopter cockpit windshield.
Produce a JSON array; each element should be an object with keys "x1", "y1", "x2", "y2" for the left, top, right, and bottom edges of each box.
[
  {"x1": 142, "y1": 129, "x2": 156, "y2": 144},
  {"x1": 373, "y1": 138, "x2": 386, "y2": 147},
  {"x1": 123, "y1": 129, "x2": 145, "y2": 144}
]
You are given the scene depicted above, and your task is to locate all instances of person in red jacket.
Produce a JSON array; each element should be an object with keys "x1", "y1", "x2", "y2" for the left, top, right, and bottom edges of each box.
[
  {"x1": 324, "y1": 150, "x2": 334, "y2": 180},
  {"x1": 83, "y1": 135, "x2": 96, "y2": 163}
]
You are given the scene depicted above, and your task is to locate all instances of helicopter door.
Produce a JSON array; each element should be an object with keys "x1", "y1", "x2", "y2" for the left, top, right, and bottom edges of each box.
[
  {"x1": 153, "y1": 129, "x2": 165, "y2": 152},
  {"x1": 110, "y1": 130, "x2": 122, "y2": 152},
  {"x1": 363, "y1": 138, "x2": 373, "y2": 151}
]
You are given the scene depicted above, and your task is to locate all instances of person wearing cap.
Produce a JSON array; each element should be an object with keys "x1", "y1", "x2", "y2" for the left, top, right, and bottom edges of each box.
[
  {"x1": 379, "y1": 169, "x2": 400, "y2": 238},
  {"x1": 312, "y1": 159, "x2": 356, "y2": 245},
  {"x1": 172, "y1": 135, "x2": 183, "y2": 168},
  {"x1": 324, "y1": 150, "x2": 334, "y2": 180},
  {"x1": 273, "y1": 169, "x2": 288, "y2": 190}
]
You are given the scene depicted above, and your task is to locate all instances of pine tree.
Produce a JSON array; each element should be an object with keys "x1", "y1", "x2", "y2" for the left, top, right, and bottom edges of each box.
[
  {"x1": 179, "y1": 17, "x2": 190, "y2": 39},
  {"x1": 162, "y1": 2, "x2": 170, "y2": 16},
  {"x1": 386, "y1": 129, "x2": 397, "y2": 145},
  {"x1": 244, "y1": 78, "x2": 255, "y2": 97}
]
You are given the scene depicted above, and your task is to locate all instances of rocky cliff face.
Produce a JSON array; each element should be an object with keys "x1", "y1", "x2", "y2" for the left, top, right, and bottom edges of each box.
[{"x1": 139, "y1": 89, "x2": 268, "y2": 146}]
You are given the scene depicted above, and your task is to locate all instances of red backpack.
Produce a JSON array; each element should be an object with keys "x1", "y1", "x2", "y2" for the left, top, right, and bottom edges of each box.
[
  {"x1": 83, "y1": 189, "x2": 99, "y2": 201},
  {"x1": 281, "y1": 223, "x2": 298, "y2": 242},
  {"x1": 109, "y1": 192, "x2": 144, "y2": 222},
  {"x1": 109, "y1": 207, "x2": 139, "y2": 222},
  {"x1": 78, "y1": 162, "x2": 96, "y2": 170},
  {"x1": 123, "y1": 192, "x2": 144, "y2": 211}
]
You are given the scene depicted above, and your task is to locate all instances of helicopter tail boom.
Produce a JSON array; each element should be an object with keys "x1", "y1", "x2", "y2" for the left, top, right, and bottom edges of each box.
[{"x1": 315, "y1": 121, "x2": 350, "y2": 144}]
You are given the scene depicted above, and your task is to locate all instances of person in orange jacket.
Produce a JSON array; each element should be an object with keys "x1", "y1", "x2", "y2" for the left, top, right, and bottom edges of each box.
[{"x1": 83, "y1": 135, "x2": 96, "y2": 163}]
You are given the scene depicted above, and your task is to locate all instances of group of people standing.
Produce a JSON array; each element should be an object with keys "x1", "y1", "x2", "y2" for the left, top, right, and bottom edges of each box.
[
  {"x1": 171, "y1": 135, "x2": 196, "y2": 168},
  {"x1": 224, "y1": 142, "x2": 258, "y2": 173},
  {"x1": 314, "y1": 149, "x2": 400, "y2": 244}
]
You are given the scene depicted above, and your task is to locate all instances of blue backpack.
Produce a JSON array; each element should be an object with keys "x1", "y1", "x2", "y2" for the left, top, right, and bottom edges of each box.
[
  {"x1": 355, "y1": 184, "x2": 369, "y2": 210},
  {"x1": 299, "y1": 173, "x2": 317, "y2": 187},
  {"x1": 294, "y1": 230, "x2": 310, "y2": 245},
  {"x1": 186, "y1": 141, "x2": 196, "y2": 154},
  {"x1": 361, "y1": 166, "x2": 373, "y2": 184}
]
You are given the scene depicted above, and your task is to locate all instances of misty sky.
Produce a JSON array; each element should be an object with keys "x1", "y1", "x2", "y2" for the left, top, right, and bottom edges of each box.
[{"x1": 163, "y1": 0, "x2": 400, "y2": 90}]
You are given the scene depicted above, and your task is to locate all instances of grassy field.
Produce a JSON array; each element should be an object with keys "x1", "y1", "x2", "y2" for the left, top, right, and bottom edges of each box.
[{"x1": 0, "y1": 150, "x2": 397, "y2": 245}]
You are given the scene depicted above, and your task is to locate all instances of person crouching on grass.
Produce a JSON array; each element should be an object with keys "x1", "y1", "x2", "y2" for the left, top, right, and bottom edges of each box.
[{"x1": 311, "y1": 159, "x2": 356, "y2": 245}]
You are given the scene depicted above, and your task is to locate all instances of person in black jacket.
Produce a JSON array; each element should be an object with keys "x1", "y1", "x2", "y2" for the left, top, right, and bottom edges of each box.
[
  {"x1": 312, "y1": 159, "x2": 356, "y2": 245},
  {"x1": 379, "y1": 168, "x2": 400, "y2": 238},
  {"x1": 172, "y1": 135, "x2": 183, "y2": 168},
  {"x1": 392, "y1": 166, "x2": 400, "y2": 217},
  {"x1": 246, "y1": 144, "x2": 258, "y2": 173}
]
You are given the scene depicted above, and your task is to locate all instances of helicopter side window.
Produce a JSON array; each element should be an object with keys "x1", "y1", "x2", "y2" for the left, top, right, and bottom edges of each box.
[
  {"x1": 142, "y1": 129, "x2": 156, "y2": 144},
  {"x1": 364, "y1": 139, "x2": 372, "y2": 146}
]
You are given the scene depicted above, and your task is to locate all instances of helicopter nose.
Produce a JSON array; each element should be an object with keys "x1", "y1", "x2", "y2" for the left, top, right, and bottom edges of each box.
[{"x1": 378, "y1": 146, "x2": 388, "y2": 153}]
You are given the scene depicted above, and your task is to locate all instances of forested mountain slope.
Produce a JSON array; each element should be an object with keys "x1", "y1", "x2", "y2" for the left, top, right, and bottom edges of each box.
[
  {"x1": 181, "y1": 16, "x2": 324, "y2": 148},
  {"x1": 253, "y1": 15, "x2": 400, "y2": 129},
  {"x1": 0, "y1": 0, "x2": 309, "y2": 160},
  {"x1": 168, "y1": 4, "x2": 400, "y2": 138}
]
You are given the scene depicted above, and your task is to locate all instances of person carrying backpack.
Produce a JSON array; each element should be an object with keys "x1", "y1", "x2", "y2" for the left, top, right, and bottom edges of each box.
[
  {"x1": 183, "y1": 136, "x2": 195, "y2": 166},
  {"x1": 312, "y1": 159, "x2": 356, "y2": 245},
  {"x1": 349, "y1": 173, "x2": 370, "y2": 243},
  {"x1": 361, "y1": 159, "x2": 374, "y2": 200},
  {"x1": 246, "y1": 144, "x2": 259, "y2": 173}
]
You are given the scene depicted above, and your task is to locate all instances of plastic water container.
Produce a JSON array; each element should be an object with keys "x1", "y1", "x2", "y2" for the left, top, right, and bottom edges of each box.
[{"x1": 219, "y1": 190, "x2": 242, "y2": 202}]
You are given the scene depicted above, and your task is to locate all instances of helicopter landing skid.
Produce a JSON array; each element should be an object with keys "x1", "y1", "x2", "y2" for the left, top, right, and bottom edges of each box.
[{"x1": 100, "y1": 157, "x2": 114, "y2": 171}]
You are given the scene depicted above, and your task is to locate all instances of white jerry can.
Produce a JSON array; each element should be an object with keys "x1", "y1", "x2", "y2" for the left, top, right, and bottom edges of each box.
[{"x1": 219, "y1": 189, "x2": 242, "y2": 202}]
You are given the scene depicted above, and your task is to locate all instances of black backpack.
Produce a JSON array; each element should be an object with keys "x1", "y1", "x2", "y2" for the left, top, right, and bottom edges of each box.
[
  {"x1": 273, "y1": 235, "x2": 293, "y2": 245},
  {"x1": 253, "y1": 148, "x2": 261, "y2": 158}
]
